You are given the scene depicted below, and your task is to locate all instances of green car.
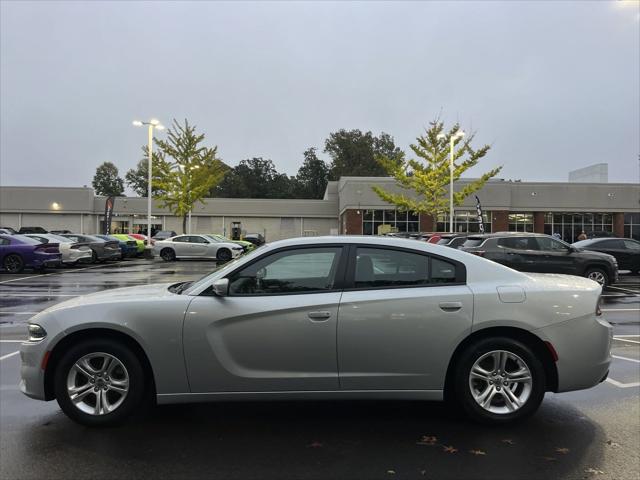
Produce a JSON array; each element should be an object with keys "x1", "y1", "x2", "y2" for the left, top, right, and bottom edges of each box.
[
  {"x1": 112, "y1": 234, "x2": 145, "y2": 254},
  {"x1": 205, "y1": 234, "x2": 255, "y2": 253}
]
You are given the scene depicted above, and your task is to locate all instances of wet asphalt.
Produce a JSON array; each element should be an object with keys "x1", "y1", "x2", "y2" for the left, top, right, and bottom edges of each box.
[{"x1": 0, "y1": 259, "x2": 638, "y2": 480}]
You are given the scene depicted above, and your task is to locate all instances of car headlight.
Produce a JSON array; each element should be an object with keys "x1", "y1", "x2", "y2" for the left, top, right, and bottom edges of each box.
[{"x1": 28, "y1": 324, "x2": 47, "y2": 342}]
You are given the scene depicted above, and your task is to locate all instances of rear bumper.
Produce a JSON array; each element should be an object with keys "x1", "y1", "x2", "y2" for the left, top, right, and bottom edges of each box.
[
  {"x1": 534, "y1": 314, "x2": 612, "y2": 393},
  {"x1": 29, "y1": 254, "x2": 62, "y2": 268}
]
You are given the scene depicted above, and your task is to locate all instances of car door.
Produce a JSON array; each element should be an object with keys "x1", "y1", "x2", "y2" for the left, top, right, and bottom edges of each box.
[
  {"x1": 171, "y1": 236, "x2": 191, "y2": 257},
  {"x1": 534, "y1": 236, "x2": 576, "y2": 274},
  {"x1": 187, "y1": 235, "x2": 210, "y2": 257},
  {"x1": 337, "y1": 246, "x2": 473, "y2": 391},
  {"x1": 622, "y1": 239, "x2": 640, "y2": 271},
  {"x1": 183, "y1": 245, "x2": 346, "y2": 392},
  {"x1": 495, "y1": 237, "x2": 544, "y2": 272}
]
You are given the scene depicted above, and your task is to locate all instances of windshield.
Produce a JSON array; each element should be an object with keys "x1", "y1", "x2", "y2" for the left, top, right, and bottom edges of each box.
[
  {"x1": 14, "y1": 235, "x2": 43, "y2": 245},
  {"x1": 462, "y1": 238, "x2": 484, "y2": 248}
]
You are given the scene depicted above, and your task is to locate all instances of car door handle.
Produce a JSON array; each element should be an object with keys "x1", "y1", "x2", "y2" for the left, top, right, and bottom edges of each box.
[
  {"x1": 439, "y1": 302, "x2": 462, "y2": 312},
  {"x1": 308, "y1": 311, "x2": 331, "y2": 321}
]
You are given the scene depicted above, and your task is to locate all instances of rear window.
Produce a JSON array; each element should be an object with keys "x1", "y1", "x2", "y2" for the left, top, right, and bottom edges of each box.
[
  {"x1": 462, "y1": 238, "x2": 484, "y2": 247},
  {"x1": 498, "y1": 237, "x2": 538, "y2": 250},
  {"x1": 436, "y1": 238, "x2": 451, "y2": 245},
  {"x1": 13, "y1": 235, "x2": 42, "y2": 245}
]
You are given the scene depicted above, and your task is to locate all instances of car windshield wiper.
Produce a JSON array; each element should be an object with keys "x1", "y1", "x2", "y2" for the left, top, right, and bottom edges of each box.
[{"x1": 172, "y1": 281, "x2": 193, "y2": 294}]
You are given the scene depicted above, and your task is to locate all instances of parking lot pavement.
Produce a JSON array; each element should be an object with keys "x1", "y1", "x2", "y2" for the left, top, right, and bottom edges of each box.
[{"x1": 1, "y1": 261, "x2": 638, "y2": 480}]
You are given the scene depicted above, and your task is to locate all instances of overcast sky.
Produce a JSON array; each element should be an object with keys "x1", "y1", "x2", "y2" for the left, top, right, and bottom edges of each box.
[{"x1": 1, "y1": 1, "x2": 639, "y2": 192}]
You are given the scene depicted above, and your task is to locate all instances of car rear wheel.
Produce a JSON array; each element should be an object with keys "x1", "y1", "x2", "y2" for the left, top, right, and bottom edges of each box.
[
  {"x1": 3, "y1": 254, "x2": 24, "y2": 273},
  {"x1": 217, "y1": 248, "x2": 231, "y2": 262},
  {"x1": 53, "y1": 339, "x2": 146, "y2": 427},
  {"x1": 454, "y1": 337, "x2": 546, "y2": 424},
  {"x1": 585, "y1": 267, "x2": 609, "y2": 286},
  {"x1": 160, "y1": 248, "x2": 176, "y2": 261}
]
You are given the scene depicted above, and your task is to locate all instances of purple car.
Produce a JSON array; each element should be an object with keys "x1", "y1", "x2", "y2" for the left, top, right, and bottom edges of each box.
[{"x1": 0, "y1": 234, "x2": 62, "y2": 273}]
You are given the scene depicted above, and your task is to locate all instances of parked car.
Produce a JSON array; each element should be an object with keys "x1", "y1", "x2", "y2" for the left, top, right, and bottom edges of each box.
[
  {"x1": 129, "y1": 233, "x2": 154, "y2": 246},
  {"x1": 20, "y1": 235, "x2": 612, "y2": 427},
  {"x1": 60, "y1": 234, "x2": 121, "y2": 262},
  {"x1": 242, "y1": 233, "x2": 265, "y2": 247},
  {"x1": 154, "y1": 234, "x2": 243, "y2": 262},
  {"x1": 0, "y1": 227, "x2": 17, "y2": 234},
  {"x1": 436, "y1": 234, "x2": 469, "y2": 249},
  {"x1": 461, "y1": 232, "x2": 618, "y2": 285},
  {"x1": 152, "y1": 230, "x2": 177, "y2": 241},
  {"x1": 206, "y1": 234, "x2": 255, "y2": 253},
  {"x1": 0, "y1": 234, "x2": 61, "y2": 273},
  {"x1": 50, "y1": 229, "x2": 73, "y2": 235},
  {"x1": 18, "y1": 226, "x2": 48, "y2": 234},
  {"x1": 112, "y1": 234, "x2": 145, "y2": 255},
  {"x1": 25, "y1": 233, "x2": 93, "y2": 266},
  {"x1": 573, "y1": 237, "x2": 640, "y2": 274},
  {"x1": 95, "y1": 234, "x2": 138, "y2": 259}
]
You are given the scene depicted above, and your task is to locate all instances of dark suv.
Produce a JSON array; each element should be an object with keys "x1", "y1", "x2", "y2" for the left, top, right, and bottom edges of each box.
[{"x1": 461, "y1": 232, "x2": 618, "y2": 285}]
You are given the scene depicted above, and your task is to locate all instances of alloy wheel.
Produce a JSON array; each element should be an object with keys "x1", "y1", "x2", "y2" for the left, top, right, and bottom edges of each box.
[
  {"x1": 587, "y1": 270, "x2": 606, "y2": 285},
  {"x1": 66, "y1": 352, "x2": 129, "y2": 416},
  {"x1": 4, "y1": 254, "x2": 23, "y2": 273},
  {"x1": 468, "y1": 350, "x2": 532, "y2": 414}
]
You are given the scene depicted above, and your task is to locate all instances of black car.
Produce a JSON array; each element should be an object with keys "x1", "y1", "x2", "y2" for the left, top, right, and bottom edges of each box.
[
  {"x1": 61, "y1": 234, "x2": 121, "y2": 262},
  {"x1": 0, "y1": 227, "x2": 17, "y2": 234},
  {"x1": 18, "y1": 226, "x2": 48, "y2": 234},
  {"x1": 436, "y1": 234, "x2": 468, "y2": 248},
  {"x1": 243, "y1": 233, "x2": 265, "y2": 247},
  {"x1": 152, "y1": 230, "x2": 177, "y2": 241},
  {"x1": 461, "y1": 232, "x2": 619, "y2": 286},
  {"x1": 573, "y1": 237, "x2": 640, "y2": 274},
  {"x1": 50, "y1": 229, "x2": 73, "y2": 234}
]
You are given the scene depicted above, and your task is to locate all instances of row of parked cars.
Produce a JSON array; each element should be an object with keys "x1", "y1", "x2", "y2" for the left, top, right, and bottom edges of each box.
[
  {"x1": 0, "y1": 226, "x2": 265, "y2": 274},
  {"x1": 388, "y1": 231, "x2": 640, "y2": 286}
]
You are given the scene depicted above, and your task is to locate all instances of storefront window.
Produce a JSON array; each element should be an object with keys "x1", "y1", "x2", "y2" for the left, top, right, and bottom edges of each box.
[
  {"x1": 436, "y1": 211, "x2": 491, "y2": 233},
  {"x1": 624, "y1": 213, "x2": 640, "y2": 240},
  {"x1": 362, "y1": 209, "x2": 419, "y2": 235},
  {"x1": 543, "y1": 212, "x2": 613, "y2": 242},
  {"x1": 508, "y1": 213, "x2": 534, "y2": 232}
]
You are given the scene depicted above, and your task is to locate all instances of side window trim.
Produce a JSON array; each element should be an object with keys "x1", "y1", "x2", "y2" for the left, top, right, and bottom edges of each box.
[
  {"x1": 343, "y1": 244, "x2": 466, "y2": 291},
  {"x1": 217, "y1": 244, "x2": 349, "y2": 297}
]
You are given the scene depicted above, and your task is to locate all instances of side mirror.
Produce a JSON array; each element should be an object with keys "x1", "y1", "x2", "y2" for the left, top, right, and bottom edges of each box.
[{"x1": 212, "y1": 278, "x2": 229, "y2": 296}]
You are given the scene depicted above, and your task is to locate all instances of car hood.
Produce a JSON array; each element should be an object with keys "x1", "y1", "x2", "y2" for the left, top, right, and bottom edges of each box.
[
  {"x1": 574, "y1": 248, "x2": 617, "y2": 261},
  {"x1": 44, "y1": 283, "x2": 177, "y2": 312}
]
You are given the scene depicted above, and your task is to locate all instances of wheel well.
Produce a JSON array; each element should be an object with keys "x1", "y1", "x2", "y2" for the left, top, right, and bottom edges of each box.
[
  {"x1": 43, "y1": 328, "x2": 156, "y2": 401},
  {"x1": 583, "y1": 263, "x2": 611, "y2": 276},
  {"x1": 217, "y1": 248, "x2": 230, "y2": 256},
  {"x1": 443, "y1": 326, "x2": 558, "y2": 398}
]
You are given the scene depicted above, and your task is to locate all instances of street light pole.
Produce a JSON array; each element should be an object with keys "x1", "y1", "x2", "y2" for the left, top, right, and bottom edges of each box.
[
  {"x1": 438, "y1": 130, "x2": 465, "y2": 233},
  {"x1": 133, "y1": 119, "x2": 164, "y2": 245}
]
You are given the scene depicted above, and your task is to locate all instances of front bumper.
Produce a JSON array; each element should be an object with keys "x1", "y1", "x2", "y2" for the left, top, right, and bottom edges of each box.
[
  {"x1": 535, "y1": 314, "x2": 612, "y2": 393},
  {"x1": 19, "y1": 341, "x2": 48, "y2": 401}
]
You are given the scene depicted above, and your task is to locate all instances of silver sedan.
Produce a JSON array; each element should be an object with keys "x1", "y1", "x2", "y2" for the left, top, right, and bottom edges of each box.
[
  {"x1": 154, "y1": 234, "x2": 243, "y2": 262},
  {"x1": 25, "y1": 233, "x2": 93, "y2": 265},
  {"x1": 20, "y1": 236, "x2": 612, "y2": 426}
]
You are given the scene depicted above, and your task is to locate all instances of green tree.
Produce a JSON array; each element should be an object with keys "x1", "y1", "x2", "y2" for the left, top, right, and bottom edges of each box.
[
  {"x1": 92, "y1": 161, "x2": 125, "y2": 196},
  {"x1": 153, "y1": 119, "x2": 227, "y2": 233},
  {"x1": 124, "y1": 148, "x2": 166, "y2": 197},
  {"x1": 215, "y1": 157, "x2": 296, "y2": 198},
  {"x1": 324, "y1": 129, "x2": 403, "y2": 179},
  {"x1": 372, "y1": 120, "x2": 501, "y2": 226},
  {"x1": 294, "y1": 148, "x2": 329, "y2": 199}
]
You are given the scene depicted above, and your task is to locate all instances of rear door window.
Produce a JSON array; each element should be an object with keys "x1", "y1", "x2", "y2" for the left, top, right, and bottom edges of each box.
[{"x1": 498, "y1": 237, "x2": 538, "y2": 250}]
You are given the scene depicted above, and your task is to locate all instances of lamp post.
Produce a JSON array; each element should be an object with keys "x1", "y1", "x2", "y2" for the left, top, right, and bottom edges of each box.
[
  {"x1": 437, "y1": 130, "x2": 465, "y2": 233},
  {"x1": 133, "y1": 119, "x2": 164, "y2": 243}
]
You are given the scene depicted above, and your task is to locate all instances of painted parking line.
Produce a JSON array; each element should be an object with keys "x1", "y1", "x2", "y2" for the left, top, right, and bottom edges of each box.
[
  {"x1": 612, "y1": 355, "x2": 640, "y2": 364},
  {"x1": 0, "y1": 262, "x2": 125, "y2": 285},
  {"x1": 602, "y1": 308, "x2": 640, "y2": 312},
  {"x1": 0, "y1": 351, "x2": 19, "y2": 361},
  {"x1": 613, "y1": 337, "x2": 640, "y2": 345},
  {"x1": 606, "y1": 378, "x2": 640, "y2": 388},
  {"x1": 607, "y1": 285, "x2": 640, "y2": 295}
]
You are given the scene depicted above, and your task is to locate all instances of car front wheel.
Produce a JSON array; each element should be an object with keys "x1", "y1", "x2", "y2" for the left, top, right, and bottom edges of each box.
[
  {"x1": 217, "y1": 248, "x2": 231, "y2": 262},
  {"x1": 53, "y1": 339, "x2": 146, "y2": 426},
  {"x1": 454, "y1": 337, "x2": 546, "y2": 424},
  {"x1": 160, "y1": 248, "x2": 176, "y2": 261},
  {"x1": 585, "y1": 267, "x2": 609, "y2": 286}
]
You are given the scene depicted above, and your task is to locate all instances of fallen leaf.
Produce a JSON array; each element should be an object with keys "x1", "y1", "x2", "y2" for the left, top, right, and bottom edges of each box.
[
  {"x1": 416, "y1": 435, "x2": 438, "y2": 446},
  {"x1": 555, "y1": 447, "x2": 570, "y2": 454},
  {"x1": 386, "y1": 470, "x2": 396, "y2": 475},
  {"x1": 541, "y1": 456, "x2": 557, "y2": 462},
  {"x1": 443, "y1": 445, "x2": 458, "y2": 454},
  {"x1": 307, "y1": 441, "x2": 323, "y2": 448},
  {"x1": 584, "y1": 467, "x2": 604, "y2": 475},
  {"x1": 469, "y1": 449, "x2": 486, "y2": 456},
  {"x1": 501, "y1": 439, "x2": 515, "y2": 445}
]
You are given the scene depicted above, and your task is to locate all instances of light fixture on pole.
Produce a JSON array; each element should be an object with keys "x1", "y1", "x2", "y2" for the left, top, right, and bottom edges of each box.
[
  {"x1": 133, "y1": 119, "x2": 164, "y2": 244},
  {"x1": 437, "y1": 130, "x2": 465, "y2": 233}
]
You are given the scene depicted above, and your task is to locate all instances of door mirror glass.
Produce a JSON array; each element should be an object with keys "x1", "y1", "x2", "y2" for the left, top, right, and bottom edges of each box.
[{"x1": 212, "y1": 278, "x2": 229, "y2": 296}]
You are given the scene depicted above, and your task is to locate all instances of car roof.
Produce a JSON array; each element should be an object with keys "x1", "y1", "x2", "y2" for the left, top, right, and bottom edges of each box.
[{"x1": 466, "y1": 232, "x2": 549, "y2": 239}]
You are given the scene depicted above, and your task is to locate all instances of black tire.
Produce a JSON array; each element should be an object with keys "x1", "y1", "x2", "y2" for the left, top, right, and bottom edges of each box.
[
  {"x1": 53, "y1": 338, "x2": 146, "y2": 427},
  {"x1": 3, "y1": 254, "x2": 24, "y2": 273},
  {"x1": 91, "y1": 249, "x2": 98, "y2": 263},
  {"x1": 453, "y1": 337, "x2": 546, "y2": 424},
  {"x1": 160, "y1": 248, "x2": 176, "y2": 262},
  {"x1": 217, "y1": 248, "x2": 231, "y2": 262},
  {"x1": 584, "y1": 267, "x2": 609, "y2": 286}
]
